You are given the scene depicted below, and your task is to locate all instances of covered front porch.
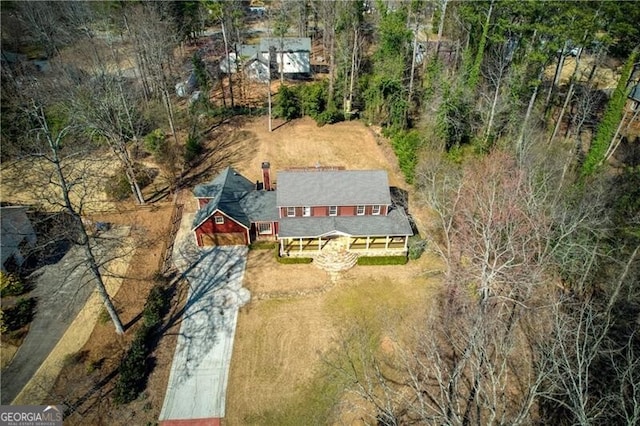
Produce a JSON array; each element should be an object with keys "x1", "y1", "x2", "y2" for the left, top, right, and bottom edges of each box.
[{"x1": 279, "y1": 234, "x2": 408, "y2": 257}]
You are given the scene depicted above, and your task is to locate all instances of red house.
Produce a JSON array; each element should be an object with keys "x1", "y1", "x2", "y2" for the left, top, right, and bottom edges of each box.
[{"x1": 192, "y1": 163, "x2": 413, "y2": 256}]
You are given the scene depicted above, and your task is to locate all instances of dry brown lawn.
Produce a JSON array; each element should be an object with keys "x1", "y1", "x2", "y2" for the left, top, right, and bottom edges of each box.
[{"x1": 227, "y1": 251, "x2": 443, "y2": 425}]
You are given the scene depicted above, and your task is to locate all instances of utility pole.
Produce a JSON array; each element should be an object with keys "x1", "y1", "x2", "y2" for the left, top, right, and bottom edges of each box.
[{"x1": 268, "y1": 56, "x2": 272, "y2": 132}]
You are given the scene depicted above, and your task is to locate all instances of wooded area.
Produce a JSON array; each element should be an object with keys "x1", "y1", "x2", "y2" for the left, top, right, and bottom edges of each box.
[{"x1": 1, "y1": 0, "x2": 639, "y2": 424}]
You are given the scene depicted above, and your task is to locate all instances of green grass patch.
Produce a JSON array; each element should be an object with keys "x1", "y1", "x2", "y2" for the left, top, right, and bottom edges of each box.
[
  {"x1": 357, "y1": 255, "x2": 408, "y2": 265},
  {"x1": 245, "y1": 363, "x2": 347, "y2": 425},
  {"x1": 249, "y1": 241, "x2": 278, "y2": 250},
  {"x1": 275, "y1": 249, "x2": 313, "y2": 264}
]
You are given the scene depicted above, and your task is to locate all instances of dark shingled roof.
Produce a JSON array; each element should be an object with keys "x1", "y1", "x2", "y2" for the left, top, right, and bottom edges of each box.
[
  {"x1": 192, "y1": 167, "x2": 255, "y2": 230},
  {"x1": 278, "y1": 207, "x2": 413, "y2": 238},
  {"x1": 239, "y1": 191, "x2": 279, "y2": 222},
  {"x1": 192, "y1": 167, "x2": 278, "y2": 230},
  {"x1": 276, "y1": 170, "x2": 392, "y2": 207}
]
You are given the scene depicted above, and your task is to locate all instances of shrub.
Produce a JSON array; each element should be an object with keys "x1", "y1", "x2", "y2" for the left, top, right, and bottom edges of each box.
[
  {"x1": 184, "y1": 134, "x2": 203, "y2": 163},
  {"x1": 104, "y1": 165, "x2": 153, "y2": 201},
  {"x1": 273, "y1": 85, "x2": 301, "y2": 120},
  {"x1": 249, "y1": 241, "x2": 278, "y2": 250},
  {"x1": 2, "y1": 297, "x2": 36, "y2": 331},
  {"x1": 298, "y1": 82, "x2": 327, "y2": 120},
  {"x1": 143, "y1": 129, "x2": 166, "y2": 154},
  {"x1": 142, "y1": 286, "x2": 168, "y2": 329},
  {"x1": 357, "y1": 256, "x2": 408, "y2": 265},
  {"x1": 390, "y1": 130, "x2": 423, "y2": 184},
  {"x1": 315, "y1": 107, "x2": 344, "y2": 127},
  {"x1": 114, "y1": 331, "x2": 148, "y2": 404},
  {"x1": 114, "y1": 283, "x2": 169, "y2": 404},
  {"x1": 408, "y1": 236, "x2": 427, "y2": 260},
  {"x1": 0, "y1": 272, "x2": 25, "y2": 297}
]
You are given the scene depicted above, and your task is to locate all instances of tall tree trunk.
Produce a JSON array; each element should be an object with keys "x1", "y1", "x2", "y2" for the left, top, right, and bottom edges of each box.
[
  {"x1": 328, "y1": 29, "x2": 335, "y2": 103},
  {"x1": 467, "y1": 0, "x2": 494, "y2": 90},
  {"x1": 221, "y1": 18, "x2": 234, "y2": 107},
  {"x1": 346, "y1": 27, "x2": 359, "y2": 117},
  {"x1": 40, "y1": 108, "x2": 125, "y2": 335},
  {"x1": 435, "y1": 0, "x2": 448, "y2": 58},
  {"x1": 544, "y1": 40, "x2": 569, "y2": 112},
  {"x1": 548, "y1": 42, "x2": 585, "y2": 144},
  {"x1": 407, "y1": 17, "x2": 419, "y2": 110},
  {"x1": 484, "y1": 72, "x2": 503, "y2": 146}
]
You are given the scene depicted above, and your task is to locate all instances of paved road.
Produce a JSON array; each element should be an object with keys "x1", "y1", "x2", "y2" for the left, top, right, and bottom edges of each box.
[
  {"x1": 0, "y1": 229, "x2": 126, "y2": 404},
  {"x1": 159, "y1": 213, "x2": 249, "y2": 423}
]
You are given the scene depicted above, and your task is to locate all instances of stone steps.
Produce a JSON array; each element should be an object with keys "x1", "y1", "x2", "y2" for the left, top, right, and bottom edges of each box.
[{"x1": 314, "y1": 250, "x2": 359, "y2": 273}]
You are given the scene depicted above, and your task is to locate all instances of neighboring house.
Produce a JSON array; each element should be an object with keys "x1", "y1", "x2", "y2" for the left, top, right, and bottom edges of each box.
[
  {"x1": 219, "y1": 44, "x2": 270, "y2": 83},
  {"x1": 192, "y1": 164, "x2": 413, "y2": 257},
  {"x1": 1, "y1": 206, "x2": 37, "y2": 272},
  {"x1": 259, "y1": 37, "x2": 311, "y2": 75}
]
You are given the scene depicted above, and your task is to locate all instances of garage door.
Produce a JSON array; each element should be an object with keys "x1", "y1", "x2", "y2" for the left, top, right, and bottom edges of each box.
[{"x1": 201, "y1": 232, "x2": 246, "y2": 246}]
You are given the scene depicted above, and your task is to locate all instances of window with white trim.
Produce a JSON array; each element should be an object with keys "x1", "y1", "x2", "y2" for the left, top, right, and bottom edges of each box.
[
  {"x1": 215, "y1": 216, "x2": 225, "y2": 224},
  {"x1": 257, "y1": 222, "x2": 272, "y2": 235},
  {"x1": 356, "y1": 205, "x2": 365, "y2": 216},
  {"x1": 372, "y1": 205, "x2": 381, "y2": 215},
  {"x1": 303, "y1": 206, "x2": 311, "y2": 217},
  {"x1": 329, "y1": 206, "x2": 338, "y2": 216},
  {"x1": 287, "y1": 207, "x2": 296, "y2": 217}
]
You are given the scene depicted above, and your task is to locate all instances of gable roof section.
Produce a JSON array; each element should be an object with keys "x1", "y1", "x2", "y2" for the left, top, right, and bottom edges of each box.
[
  {"x1": 276, "y1": 170, "x2": 392, "y2": 207},
  {"x1": 192, "y1": 167, "x2": 255, "y2": 230}
]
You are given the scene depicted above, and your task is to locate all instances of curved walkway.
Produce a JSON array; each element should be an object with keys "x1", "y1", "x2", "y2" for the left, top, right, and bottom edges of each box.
[{"x1": 159, "y1": 213, "x2": 249, "y2": 424}]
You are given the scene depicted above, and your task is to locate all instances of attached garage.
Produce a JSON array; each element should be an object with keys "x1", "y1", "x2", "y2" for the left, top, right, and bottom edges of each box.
[{"x1": 194, "y1": 210, "x2": 249, "y2": 247}]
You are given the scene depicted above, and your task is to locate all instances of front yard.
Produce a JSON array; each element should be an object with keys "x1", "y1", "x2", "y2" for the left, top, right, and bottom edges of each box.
[{"x1": 226, "y1": 247, "x2": 443, "y2": 424}]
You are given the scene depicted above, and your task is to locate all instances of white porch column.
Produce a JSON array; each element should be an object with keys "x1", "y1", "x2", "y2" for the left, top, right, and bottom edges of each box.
[
  {"x1": 299, "y1": 237, "x2": 303, "y2": 252},
  {"x1": 366, "y1": 236, "x2": 370, "y2": 250},
  {"x1": 318, "y1": 237, "x2": 321, "y2": 251},
  {"x1": 385, "y1": 235, "x2": 390, "y2": 249},
  {"x1": 280, "y1": 238, "x2": 284, "y2": 255},
  {"x1": 404, "y1": 236, "x2": 408, "y2": 250}
]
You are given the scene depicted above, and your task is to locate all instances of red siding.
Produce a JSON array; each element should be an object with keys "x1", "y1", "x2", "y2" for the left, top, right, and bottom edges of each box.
[
  {"x1": 274, "y1": 221, "x2": 279, "y2": 235},
  {"x1": 312, "y1": 206, "x2": 327, "y2": 217},
  {"x1": 279, "y1": 205, "x2": 389, "y2": 217},
  {"x1": 195, "y1": 211, "x2": 248, "y2": 246},
  {"x1": 198, "y1": 198, "x2": 210, "y2": 208},
  {"x1": 340, "y1": 206, "x2": 356, "y2": 216}
]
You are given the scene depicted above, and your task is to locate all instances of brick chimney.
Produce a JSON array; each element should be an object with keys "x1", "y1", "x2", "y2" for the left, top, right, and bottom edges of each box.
[{"x1": 262, "y1": 161, "x2": 271, "y2": 191}]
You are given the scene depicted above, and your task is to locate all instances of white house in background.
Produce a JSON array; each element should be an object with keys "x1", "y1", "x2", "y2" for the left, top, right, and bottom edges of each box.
[
  {"x1": 1, "y1": 206, "x2": 36, "y2": 272},
  {"x1": 219, "y1": 44, "x2": 260, "y2": 74},
  {"x1": 259, "y1": 37, "x2": 311, "y2": 74}
]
